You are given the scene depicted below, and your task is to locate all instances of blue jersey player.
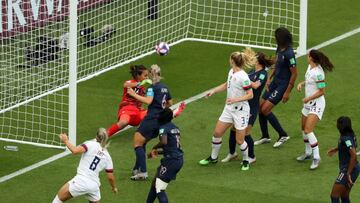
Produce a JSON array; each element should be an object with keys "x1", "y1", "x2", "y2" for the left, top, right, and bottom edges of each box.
[
  {"x1": 222, "y1": 52, "x2": 273, "y2": 164},
  {"x1": 255, "y1": 27, "x2": 298, "y2": 148},
  {"x1": 146, "y1": 108, "x2": 183, "y2": 203},
  {"x1": 127, "y1": 64, "x2": 173, "y2": 180},
  {"x1": 328, "y1": 116, "x2": 360, "y2": 203}
]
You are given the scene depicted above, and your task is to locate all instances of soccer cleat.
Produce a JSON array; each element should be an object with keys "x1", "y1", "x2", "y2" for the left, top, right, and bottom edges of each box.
[
  {"x1": 249, "y1": 157, "x2": 256, "y2": 164},
  {"x1": 310, "y1": 159, "x2": 321, "y2": 170},
  {"x1": 273, "y1": 136, "x2": 290, "y2": 148},
  {"x1": 132, "y1": 169, "x2": 139, "y2": 176},
  {"x1": 199, "y1": 156, "x2": 218, "y2": 165},
  {"x1": 241, "y1": 160, "x2": 250, "y2": 171},
  {"x1": 130, "y1": 172, "x2": 148, "y2": 181},
  {"x1": 221, "y1": 152, "x2": 238, "y2": 163},
  {"x1": 254, "y1": 137, "x2": 271, "y2": 145},
  {"x1": 296, "y1": 154, "x2": 312, "y2": 161}
]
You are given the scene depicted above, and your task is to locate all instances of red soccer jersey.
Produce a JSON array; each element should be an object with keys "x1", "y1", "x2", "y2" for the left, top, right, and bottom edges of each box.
[{"x1": 119, "y1": 79, "x2": 146, "y2": 108}]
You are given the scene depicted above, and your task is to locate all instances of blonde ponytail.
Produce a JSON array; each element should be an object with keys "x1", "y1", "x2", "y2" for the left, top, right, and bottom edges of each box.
[
  {"x1": 230, "y1": 47, "x2": 256, "y2": 69},
  {"x1": 149, "y1": 64, "x2": 162, "y2": 84},
  {"x1": 96, "y1": 128, "x2": 109, "y2": 149},
  {"x1": 241, "y1": 47, "x2": 257, "y2": 68}
]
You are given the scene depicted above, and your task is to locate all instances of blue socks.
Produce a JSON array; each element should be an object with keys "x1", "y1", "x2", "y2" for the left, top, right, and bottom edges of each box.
[
  {"x1": 229, "y1": 130, "x2": 236, "y2": 154},
  {"x1": 157, "y1": 191, "x2": 169, "y2": 203},
  {"x1": 330, "y1": 196, "x2": 340, "y2": 203},
  {"x1": 245, "y1": 134, "x2": 255, "y2": 158},
  {"x1": 259, "y1": 113, "x2": 270, "y2": 138},
  {"x1": 134, "y1": 146, "x2": 147, "y2": 173},
  {"x1": 267, "y1": 112, "x2": 287, "y2": 137},
  {"x1": 259, "y1": 112, "x2": 287, "y2": 138},
  {"x1": 341, "y1": 197, "x2": 350, "y2": 203},
  {"x1": 229, "y1": 130, "x2": 255, "y2": 159},
  {"x1": 146, "y1": 185, "x2": 157, "y2": 203}
]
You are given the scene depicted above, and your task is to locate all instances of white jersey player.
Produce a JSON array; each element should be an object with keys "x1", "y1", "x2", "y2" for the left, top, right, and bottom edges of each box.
[
  {"x1": 52, "y1": 128, "x2": 118, "y2": 203},
  {"x1": 221, "y1": 68, "x2": 251, "y2": 130},
  {"x1": 296, "y1": 49, "x2": 334, "y2": 170},
  {"x1": 199, "y1": 48, "x2": 255, "y2": 171},
  {"x1": 302, "y1": 64, "x2": 326, "y2": 120}
]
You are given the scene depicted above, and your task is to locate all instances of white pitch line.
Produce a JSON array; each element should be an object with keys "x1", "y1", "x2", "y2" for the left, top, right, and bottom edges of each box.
[
  {"x1": 307, "y1": 27, "x2": 360, "y2": 52},
  {"x1": 0, "y1": 151, "x2": 70, "y2": 183},
  {"x1": 1, "y1": 26, "x2": 360, "y2": 184}
]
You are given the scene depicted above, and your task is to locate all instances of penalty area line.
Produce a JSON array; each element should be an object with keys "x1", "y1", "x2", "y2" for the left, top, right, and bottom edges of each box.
[{"x1": 1, "y1": 26, "x2": 359, "y2": 184}]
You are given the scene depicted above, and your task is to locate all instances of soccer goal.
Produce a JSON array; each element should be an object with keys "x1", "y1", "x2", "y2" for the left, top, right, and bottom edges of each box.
[{"x1": 0, "y1": 0, "x2": 307, "y2": 149}]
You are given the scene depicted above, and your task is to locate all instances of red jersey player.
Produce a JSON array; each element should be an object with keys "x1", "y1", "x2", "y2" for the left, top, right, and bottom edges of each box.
[{"x1": 107, "y1": 65, "x2": 152, "y2": 137}]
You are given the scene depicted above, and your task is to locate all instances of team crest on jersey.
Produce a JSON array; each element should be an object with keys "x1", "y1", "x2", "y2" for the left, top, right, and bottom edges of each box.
[{"x1": 159, "y1": 129, "x2": 164, "y2": 134}]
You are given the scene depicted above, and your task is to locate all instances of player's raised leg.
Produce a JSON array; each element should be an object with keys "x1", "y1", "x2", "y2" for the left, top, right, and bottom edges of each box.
[{"x1": 52, "y1": 183, "x2": 72, "y2": 203}]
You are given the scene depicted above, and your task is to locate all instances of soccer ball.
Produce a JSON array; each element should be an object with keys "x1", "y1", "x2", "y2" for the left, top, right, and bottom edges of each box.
[{"x1": 155, "y1": 42, "x2": 170, "y2": 56}]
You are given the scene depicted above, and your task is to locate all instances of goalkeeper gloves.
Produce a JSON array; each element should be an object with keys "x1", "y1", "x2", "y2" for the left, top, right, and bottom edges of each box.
[{"x1": 137, "y1": 79, "x2": 152, "y2": 87}]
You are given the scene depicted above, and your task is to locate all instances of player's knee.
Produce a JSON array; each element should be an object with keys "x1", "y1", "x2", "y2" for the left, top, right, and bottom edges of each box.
[
  {"x1": 133, "y1": 133, "x2": 146, "y2": 148},
  {"x1": 213, "y1": 130, "x2": 223, "y2": 137},
  {"x1": 155, "y1": 178, "x2": 168, "y2": 193}
]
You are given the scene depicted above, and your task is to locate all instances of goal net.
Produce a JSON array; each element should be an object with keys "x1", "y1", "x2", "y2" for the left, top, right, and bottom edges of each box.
[{"x1": 0, "y1": 0, "x2": 306, "y2": 149}]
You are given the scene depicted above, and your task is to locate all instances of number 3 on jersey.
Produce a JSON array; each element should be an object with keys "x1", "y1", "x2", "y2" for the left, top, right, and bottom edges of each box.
[{"x1": 89, "y1": 156, "x2": 100, "y2": 171}]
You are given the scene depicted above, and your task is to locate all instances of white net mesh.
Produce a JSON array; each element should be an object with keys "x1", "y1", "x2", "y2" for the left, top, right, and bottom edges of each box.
[
  {"x1": 0, "y1": 0, "x2": 303, "y2": 148},
  {"x1": 188, "y1": 0, "x2": 300, "y2": 49}
]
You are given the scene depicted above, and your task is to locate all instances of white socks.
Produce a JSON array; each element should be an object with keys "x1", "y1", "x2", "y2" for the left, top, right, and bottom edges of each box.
[
  {"x1": 307, "y1": 132, "x2": 320, "y2": 160},
  {"x1": 52, "y1": 195, "x2": 63, "y2": 203},
  {"x1": 302, "y1": 131, "x2": 312, "y2": 155},
  {"x1": 211, "y1": 136, "x2": 222, "y2": 159},
  {"x1": 239, "y1": 141, "x2": 249, "y2": 161}
]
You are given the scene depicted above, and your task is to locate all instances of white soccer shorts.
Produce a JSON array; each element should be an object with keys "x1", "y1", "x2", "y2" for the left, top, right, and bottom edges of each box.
[
  {"x1": 301, "y1": 98, "x2": 325, "y2": 120},
  {"x1": 219, "y1": 105, "x2": 249, "y2": 130},
  {"x1": 68, "y1": 175, "x2": 101, "y2": 202}
]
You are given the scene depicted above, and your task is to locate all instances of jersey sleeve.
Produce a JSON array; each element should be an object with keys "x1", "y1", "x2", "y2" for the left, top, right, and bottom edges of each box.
[
  {"x1": 315, "y1": 71, "x2": 326, "y2": 89},
  {"x1": 80, "y1": 140, "x2": 92, "y2": 152},
  {"x1": 146, "y1": 86, "x2": 154, "y2": 97},
  {"x1": 285, "y1": 49, "x2": 297, "y2": 69},
  {"x1": 241, "y1": 74, "x2": 252, "y2": 90},
  {"x1": 105, "y1": 154, "x2": 114, "y2": 173},
  {"x1": 341, "y1": 136, "x2": 356, "y2": 150},
  {"x1": 258, "y1": 71, "x2": 267, "y2": 85},
  {"x1": 159, "y1": 127, "x2": 167, "y2": 137}
]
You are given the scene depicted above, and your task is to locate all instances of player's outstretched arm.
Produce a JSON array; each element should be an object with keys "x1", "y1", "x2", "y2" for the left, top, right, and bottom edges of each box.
[
  {"x1": 297, "y1": 81, "x2": 305, "y2": 91},
  {"x1": 327, "y1": 147, "x2": 338, "y2": 157},
  {"x1": 106, "y1": 172, "x2": 118, "y2": 194},
  {"x1": 127, "y1": 87, "x2": 153, "y2": 104},
  {"x1": 206, "y1": 82, "x2": 227, "y2": 98},
  {"x1": 59, "y1": 133, "x2": 86, "y2": 155}
]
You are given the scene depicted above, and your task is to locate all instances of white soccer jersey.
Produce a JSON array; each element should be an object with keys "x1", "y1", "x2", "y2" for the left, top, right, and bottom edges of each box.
[
  {"x1": 77, "y1": 139, "x2": 113, "y2": 186},
  {"x1": 305, "y1": 65, "x2": 325, "y2": 98},
  {"x1": 226, "y1": 69, "x2": 251, "y2": 109}
]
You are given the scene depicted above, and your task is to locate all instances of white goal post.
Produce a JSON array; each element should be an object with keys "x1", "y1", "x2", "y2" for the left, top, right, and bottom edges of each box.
[{"x1": 0, "y1": 0, "x2": 307, "y2": 149}]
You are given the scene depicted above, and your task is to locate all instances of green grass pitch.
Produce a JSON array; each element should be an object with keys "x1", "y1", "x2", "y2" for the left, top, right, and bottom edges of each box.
[{"x1": 1, "y1": 0, "x2": 360, "y2": 202}]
